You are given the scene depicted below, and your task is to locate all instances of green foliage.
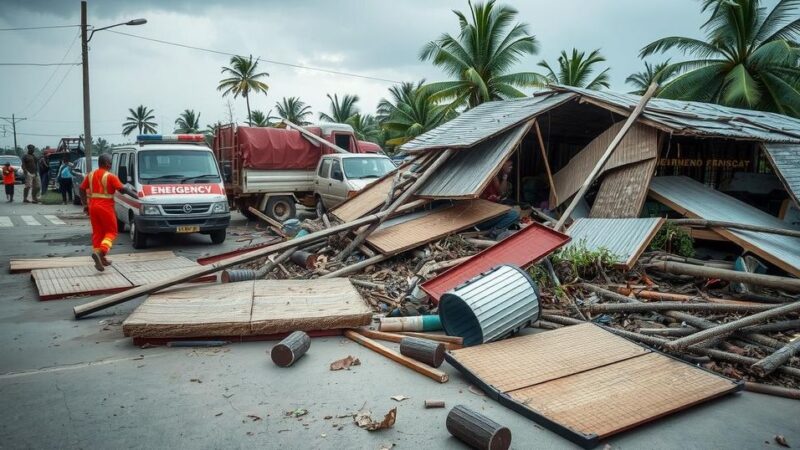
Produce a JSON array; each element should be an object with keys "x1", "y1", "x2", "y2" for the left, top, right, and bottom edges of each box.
[
  {"x1": 552, "y1": 241, "x2": 619, "y2": 280},
  {"x1": 248, "y1": 110, "x2": 270, "y2": 127},
  {"x1": 174, "y1": 109, "x2": 201, "y2": 133},
  {"x1": 649, "y1": 222, "x2": 695, "y2": 257},
  {"x1": 122, "y1": 105, "x2": 157, "y2": 136},
  {"x1": 377, "y1": 80, "x2": 457, "y2": 149},
  {"x1": 319, "y1": 93, "x2": 360, "y2": 123},
  {"x1": 218, "y1": 55, "x2": 270, "y2": 125},
  {"x1": 93, "y1": 137, "x2": 110, "y2": 154},
  {"x1": 346, "y1": 113, "x2": 383, "y2": 144},
  {"x1": 537, "y1": 48, "x2": 611, "y2": 89},
  {"x1": 275, "y1": 97, "x2": 312, "y2": 125},
  {"x1": 626, "y1": 60, "x2": 678, "y2": 95}
]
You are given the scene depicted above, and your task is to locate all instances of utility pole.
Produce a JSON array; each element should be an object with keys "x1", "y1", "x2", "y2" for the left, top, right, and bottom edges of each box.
[
  {"x1": 0, "y1": 114, "x2": 27, "y2": 154},
  {"x1": 81, "y1": 0, "x2": 93, "y2": 173}
]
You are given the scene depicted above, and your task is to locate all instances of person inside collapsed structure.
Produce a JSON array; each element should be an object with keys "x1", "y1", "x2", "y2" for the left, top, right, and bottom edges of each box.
[{"x1": 477, "y1": 159, "x2": 520, "y2": 237}]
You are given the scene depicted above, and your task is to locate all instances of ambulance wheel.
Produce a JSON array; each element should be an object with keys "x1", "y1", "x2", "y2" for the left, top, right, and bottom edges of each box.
[
  {"x1": 117, "y1": 217, "x2": 126, "y2": 233},
  {"x1": 210, "y1": 229, "x2": 226, "y2": 244},
  {"x1": 265, "y1": 196, "x2": 295, "y2": 222},
  {"x1": 130, "y1": 220, "x2": 147, "y2": 249}
]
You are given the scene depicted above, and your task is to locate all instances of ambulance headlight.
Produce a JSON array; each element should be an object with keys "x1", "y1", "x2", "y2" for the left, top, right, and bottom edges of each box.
[
  {"x1": 212, "y1": 201, "x2": 229, "y2": 213},
  {"x1": 140, "y1": 204, "x2": 161, "y2": 215}
]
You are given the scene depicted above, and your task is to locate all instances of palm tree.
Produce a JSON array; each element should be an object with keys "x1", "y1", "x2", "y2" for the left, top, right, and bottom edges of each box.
[
  {"x1": 122, "y1": 105, "x2": 157, "y2": 136},
  {"x1": 248, "y1": 110, "x2": 270, "y2": 127},
  {"x1": 174, "y1": 109, "x2": 201, "y2": 133},
  {"x1": 626, "y1": 60, "x2": 678, "y2": 95},
  {"x1": 536, "y1": 48, "x2": 611, "y2": 90},
  {"x1": 419, "y1": 0, "x2": 545, "y2": 108},
  {"x1": 275, "y1": 97, "x2": 313, "y2": 125},
  {"x1": 377, "y1": 80, "x2": 456, "y2": 148},
  {"x1": 347, "y1": 113, "x2": 382, "y2": 144},
  {"x1": 93, "y1": 137, "x2": 110, "y2": 154},
  {"x1": 640, "y1": 0, "x2": 800, "y2": 116},
  {"x1": 319, "y1": 94, "x2": 360, "y2": 123},
  {"x1": 217, "y1": 55, "x2": 270, "y2": 125},
  {"x1": 203, "y1": 121, "x2": 223, "y2": 146}
]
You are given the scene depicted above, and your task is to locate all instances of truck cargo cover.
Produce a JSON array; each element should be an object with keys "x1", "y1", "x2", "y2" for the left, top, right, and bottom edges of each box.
[{"x1": 239, "y1": 127, "x2": 323, "y2": 170}]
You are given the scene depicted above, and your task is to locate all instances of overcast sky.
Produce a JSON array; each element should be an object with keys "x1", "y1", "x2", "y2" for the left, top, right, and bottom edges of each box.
[{"x1": 0, "y1": 0, "x2": 710, "y2": 149}]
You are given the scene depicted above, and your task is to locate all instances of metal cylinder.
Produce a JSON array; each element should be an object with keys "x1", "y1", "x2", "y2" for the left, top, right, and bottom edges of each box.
[
  {"x1": 221, "y1": 269, "x2": 257, "y2": 283},
  {"x1": 439, "y1": 264, "x2": 539, "y2": 347},
  {"x1": 379, "y1": 315, "x2": 442, "y2": 332},
  {"x1": 289, "y1": 250, "x2": 318, "y2": 269}
]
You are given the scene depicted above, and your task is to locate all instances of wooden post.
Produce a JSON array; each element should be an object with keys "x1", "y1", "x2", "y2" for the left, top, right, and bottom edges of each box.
[
  {"x1": 533, "y1": 120, "x2": 557, "y2": 206},
  {"x1": 318, "y1": 254, "x2": 389, "y2": 279},
  {"x1": 270, "y1": 331, "x2": 311, "y2": 367},
  {"x1": 343, "y1": 330, "x2": 449, "y2": 383},
  {"x1": 446, "y1": 405, "x2": 512, "y2": 450},
  {"x1": 247, "y1": 206, "x2": 288, "y2": 237},
  {"x1": 555, "y1": 83, "x2": 658, "y2": 231},
  {"x1": 336, "y1": 149, "x2": 454, "y2": 261},
  {"x1": 751, "y1": 338, "x2": 800, "y2": 377},
  {"x1": 282, "y1": 119, "x2": 349, "y2": 154},
  {"x1": 356, "y1": 328, "x2": 460, "y2": 350},
  {"x1": 394, "y1": 331, "x2": 464, "y2": 346},
  {"x1": 744, "y1": 382, "x2": 800, "y2": 400},
  {"x1": 647, "y1": 261, "x2": 800, "y2": 292},
  {"x1": 668, "y1": 219, "x2": 800, "y2": 239},
  {"x1": 584, "y1": 302, "x2": 775, "y2": 314},
  {"x1": 399, "y1": 337, "x2": 445, "y2": 367}
]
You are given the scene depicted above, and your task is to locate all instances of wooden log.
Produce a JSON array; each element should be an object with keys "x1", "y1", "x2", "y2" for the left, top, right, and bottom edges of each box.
[
  {"x1": 465, "y1": 238, "x2": 497, "y2": 249},
  {"x1": 349, "y1": 279, "x2": 386, "y2": 290},
  {"x1": 585, "y1": 302, "x2": 775, "y2": 314},
  {"x1": 246, "y1": 206, "x2": 288, "y2": 237},
  {"x1": 418, "y1": 256, "x2": 472, "y2": 277},
  {"x1": 356, "y1": 328, "x2": 460, "y2": 351},
  {"x1": 319, "y1": 254, "x2": 389, "y2": 279},
  {"x1": 669, "y1": 219, "x2": 800, "y2": 239},
  {"x1": 400, "y1": 337, "x2": 445, "y2": 368},
  {"x1": 751, "y1": 338, "x2": 800, "y2": 377},
  {"x1": 358, "y1": 244, "x2": 376, "y2": 258},
  {"x1": 664, "y1": 310, "x2": 783, "y2": 351},
  {"x1": 742, "y1": 320, "x2": 800, "y2": 334},
  {"x1": 425, "y1": 400, "x2": 446, "y2": 409},
  {"x1": 259, "y1": 246, "x2": 298, "y2": 276},
  {"x1": 533, "y1": 120, "x2": 557, "y2": 206},
  {"x1": 619, "y1": 289, "x2": 766, "y2": 307},
  {"x1": 394, "y1": 331, "x2": 464, "y2": 345},
  {"x1": 446, "y1": 405, "x2": 512, "y2": 450},
  {"x1": 555, "y1": 82, "x2": 658, "y2": 231},
  {"x1": 646, "y1": 261, "x2": 800, "y2": 292},
  {"x1": 638, "y1": 327, "x2": 696, "y2": 337},
  {"x1": 665, "y1": 301, "x2": 800, "y2": 350},
  {"x1": 270, "y1": 331, "x2": 311, "y2": 367},
  {"x1": 343, "y1": 330, "x2": 449, "y2": 383},
  {"x1": 73, "y1": 209, "x2": 393, "y2": 318},
  {"x1": 744, "y1": 382, "x2": 800, "y2": 400},
  {"x1": 533, "y1": 319, "x2": 563, "y2": 330}
]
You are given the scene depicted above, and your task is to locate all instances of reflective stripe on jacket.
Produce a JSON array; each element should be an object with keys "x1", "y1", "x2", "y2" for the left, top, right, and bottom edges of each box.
[{"x1": 87, "y1": 170, "x2": 114, "y2": 199}]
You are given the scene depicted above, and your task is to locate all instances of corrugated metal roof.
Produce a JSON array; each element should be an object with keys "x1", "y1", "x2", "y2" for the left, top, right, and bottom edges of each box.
[
  {"x1": 421, "y1": 222, "x2": 570, "y2": 302},
  {"x1": 649, "y1": 176, "x2": 800, "y2": 276},
  {"x1": 400, "y1": 92, "x2": 575, "y2": 152},
  {"x1": 762, "y1": 143, "x2": 800, "y2": 207},
  {"x1": 415, "y1": 122, "x2": 531, "y2": 198},
  {"x1": 554, "y1": 86, "x2": 800, "y2": 143},
  {"x1": 564, "y1": 218, "x2": 664, "y2": 268}
]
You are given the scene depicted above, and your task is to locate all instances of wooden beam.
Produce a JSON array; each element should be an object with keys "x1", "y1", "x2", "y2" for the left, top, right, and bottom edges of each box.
[
  {"x1": 647, "y1": 261, "x2": 800, "y2": 292},
  {"x1": 282, "y1": 119, "x2": 348, "y2": 154},
  {"x1": 394, "y1": 331, "x2": 464, "y2": 345},
  {"x1": 356, "y1": 328, "x2": 461, "y2": 350},
  {"x1": 533, "y1": 120, "x2": 557, "y2": 206},
  {"x1": 344, "y1": 330, "x2": 449, "y2": 383},
  {"x1": 669, "y1": 218, "x2": 800, "y2": 239},
  {"x1": 555, "y1": 83, "x2": 658, "y2": 231},
  {"x1": 247, "y1": 206, "x2": 287, "y2": 237}
]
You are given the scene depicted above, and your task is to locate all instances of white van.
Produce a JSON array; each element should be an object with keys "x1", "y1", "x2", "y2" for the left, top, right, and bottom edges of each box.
[
  {"x1": 313, "y1": 153, "x2": 395, "y2": 216},
  {"x1": 111, "y1": 134, "x2": 231, "y2": 249}
]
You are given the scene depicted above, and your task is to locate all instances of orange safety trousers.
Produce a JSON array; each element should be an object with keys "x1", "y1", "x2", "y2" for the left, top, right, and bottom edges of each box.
[{"x1": 90, "y1": 202, "x2": 117, "y2": 253}]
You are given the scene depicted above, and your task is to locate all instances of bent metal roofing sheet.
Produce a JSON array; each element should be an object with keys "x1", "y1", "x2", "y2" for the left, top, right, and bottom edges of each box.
[
  {"x1": 564, "y1": 218, "x2": 664, "y2": 268},
  {"x1": 762, "y1": 143, "x2": 800, "y2": 208}
]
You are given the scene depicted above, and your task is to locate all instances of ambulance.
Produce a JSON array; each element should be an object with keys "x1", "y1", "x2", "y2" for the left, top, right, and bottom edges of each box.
[{"x1": 111, "y1": 134, "x2": 230, "y2": 249}]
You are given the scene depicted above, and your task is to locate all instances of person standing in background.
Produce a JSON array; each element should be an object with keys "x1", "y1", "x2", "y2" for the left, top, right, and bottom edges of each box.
[
  {"x1": 2, "y1": 162, "x2": 15, "y2": 202},
  {"x1": 57, "y1": 156, "x2": 74, "y2": 205},
  {"x1": 38, "y1": 153, "x2": 50, "y2": 194},
  {"x1": 21, "y1": 145, "x2": 40, "y2": 203}
]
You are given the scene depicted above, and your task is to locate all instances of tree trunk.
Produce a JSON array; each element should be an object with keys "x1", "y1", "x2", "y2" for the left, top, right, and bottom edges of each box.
[{"x1": 245, "y1": 94, "x2": 252, "y2": 126}]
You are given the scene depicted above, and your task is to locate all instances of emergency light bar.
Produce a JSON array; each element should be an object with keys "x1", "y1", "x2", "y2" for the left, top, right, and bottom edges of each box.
[{"x1": 137, "y1": 134, "x2": 205, "y2": 144}]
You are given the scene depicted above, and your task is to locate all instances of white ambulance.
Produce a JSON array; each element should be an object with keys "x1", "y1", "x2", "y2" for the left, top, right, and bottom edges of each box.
[{"x1": 111, "y1": 134, "x2": 230, "y2": 249}]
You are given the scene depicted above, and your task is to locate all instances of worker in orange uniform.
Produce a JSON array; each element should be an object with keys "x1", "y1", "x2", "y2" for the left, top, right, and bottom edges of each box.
[{"x1": 79, "y1": 154, "x2": 138, "y2": 271}]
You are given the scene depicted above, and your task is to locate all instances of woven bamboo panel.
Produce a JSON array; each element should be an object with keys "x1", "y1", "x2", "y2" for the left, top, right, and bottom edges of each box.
[
  {"x1": 32, "y1": 266, "x2": 133, "y2": 300},
  {"x1": 590, "y1": 158, "x2": 657, "y2": 218},
  {"x1": 10, "y1": 251, "x2": 175, "y2": 273},
  {"x1": 366, "y1": 199, "x2": 509, "y2": 255},
  {"x1": 330, "y1": 176, "x2": 394, "y2": 223},
  {"x1": 250, "y1": 279, "x2": 372, "y2": 334},
  {"x1": 508, "y1": 352, "x2": 737, "y2": 438},
  {"x1": 122, "y1": 282, "x2": 254, "y2": 338},
  {"x1": 449, "y1": 324, "x2": 648, "y2": 392},
  {"x1": 115, "y1": 257, "x2": 200, "y2": 285}
]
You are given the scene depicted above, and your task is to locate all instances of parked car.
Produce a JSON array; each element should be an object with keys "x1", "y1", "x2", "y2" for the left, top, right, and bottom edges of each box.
[
  {"x1": 313, "y1": 153, "x2": 395, "y2": 216},
  {"x1": 69, "y1": 156, "x2": 99, "y2": 204},
  {"x1": 0, "y1": 155, "x2": 24, "y2": 184}
]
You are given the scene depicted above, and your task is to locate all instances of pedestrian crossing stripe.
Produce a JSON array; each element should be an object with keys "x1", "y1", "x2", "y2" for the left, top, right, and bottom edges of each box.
[
  {"x1": 21, "y1": 215, "x2": 40, "y2": 226},
  {"x1": 0, "y1": 217, "x2": 11, "y2": 227},
  {"x1": 42, "y1": 215, "x2": 66, "y2": 225},
  {"x1": 0, "y1": 215, "x2": 66, "y2": 227}
]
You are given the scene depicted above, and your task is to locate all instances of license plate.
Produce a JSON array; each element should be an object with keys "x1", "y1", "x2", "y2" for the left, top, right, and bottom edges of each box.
[{"x1": 176, "y1": 225, "x2": 200, "y2": 233}]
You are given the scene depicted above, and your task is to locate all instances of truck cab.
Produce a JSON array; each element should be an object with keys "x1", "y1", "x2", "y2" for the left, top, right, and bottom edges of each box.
[
  {"x1": 314, "y1": 153, "x2": 395, "y2": 216},
  {"x1": 111, "y1": 134, "x2": 230, "y2": 249}
]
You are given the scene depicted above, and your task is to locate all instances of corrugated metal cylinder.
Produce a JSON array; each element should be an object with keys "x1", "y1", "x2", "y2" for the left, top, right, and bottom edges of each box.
[
  {"x1": 439, "y1": 264, "x2": 539, "y2": 347},
  {"x1": 221, "y1": 269, "x2": 257, "y2": 283}
]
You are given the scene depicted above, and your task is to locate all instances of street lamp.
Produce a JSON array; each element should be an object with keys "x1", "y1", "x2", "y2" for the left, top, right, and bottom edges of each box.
[{"x1": 81, "y1": 0, "x2": 146, "y2": 173}]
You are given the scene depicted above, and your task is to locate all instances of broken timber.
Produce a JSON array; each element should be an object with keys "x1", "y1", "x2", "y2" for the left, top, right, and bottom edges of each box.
[
  {"x1": 669, "y1": 219, "x2": 800, "y2": 239},
  {"x1": 343, "y1": 330, "x2": 449, "y2": 383},
  {"x1": 647, "y1": 261, "x2": 800, "y2": 292}
]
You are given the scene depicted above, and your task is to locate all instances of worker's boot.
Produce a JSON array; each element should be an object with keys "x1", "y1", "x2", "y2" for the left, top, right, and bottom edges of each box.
[
  {"x1": 91, "y1": 251, "x2": 105, "y2": 272},
  {"x1": 99, "y1": 251, "x2": 112, "y2": 267}
]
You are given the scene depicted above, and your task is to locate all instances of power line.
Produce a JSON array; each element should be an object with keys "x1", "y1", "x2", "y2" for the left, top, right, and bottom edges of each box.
[
  {"x1": 108, "y1": 30, "x2": 403, "y2": 84},
  {"x1": 29, "y1": 63, "x2": 78, "y2": 118},
  {"x1": 0, "y1": 25, "x2": 80, "y2": 31},
  {"x1": 21, "y1": 32, "x2": 81, "y2": 114},
  {"x1": 15, "y1": 131, "x2": 122, "y2": 137},
  {"x1": 0, "y1": 62, "x2": 81, "y2": 66}
]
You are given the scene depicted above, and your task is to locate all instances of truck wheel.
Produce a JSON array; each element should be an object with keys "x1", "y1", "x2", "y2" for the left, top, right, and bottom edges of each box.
[
  {"x1": 117, "y1": 216, "x2": 126, "y2": 233},
  {"x1": 210, "y1": 229, "x2": 226, "y2": 244},
  {"x1": 315, "y1": 196, "x2": 326, "y2": 218},
  {"x1": 265, "y1": 196, "x2": 296, "y2": 222},
  {"x1": 130, "y1": 219, "x2": 147, "y2": 249}
]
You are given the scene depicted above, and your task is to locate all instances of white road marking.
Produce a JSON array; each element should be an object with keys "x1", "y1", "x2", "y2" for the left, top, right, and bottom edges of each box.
[
  {"x1": 20, "y1": 215, "x2": 40, "y2": 226},
  {"x1": 42, "y1": 214, "x2": 66, "y2": 225},
  {"x1": 0, "y1": 216, "x2": 11, "y2": 227}
]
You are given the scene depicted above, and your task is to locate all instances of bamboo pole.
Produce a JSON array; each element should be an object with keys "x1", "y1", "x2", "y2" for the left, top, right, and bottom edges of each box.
[
  {"x1": 356, "y1": 328, "x2": 461, "y2": 350},
  {"x1": 319, "y1": 254, "x2": 390, "y2": 279},
  {"x1": 646, "y1": 261, "x2": 800, "y2": 292},
  {"x1": 555, "y1": 82, "x2": 658, "y2": 231},
  {"x1": 618, "y1": 289, "x2": 766, "y2": 307},
  {"x1": 669, "y1": 219, "x2": 800, "y2": 239},
  {"x1": 533, "y1": 120, "x2": 557, "y2": 206},
  {"x1": 751, "y1": 338, "x2": 800, "y2": 377},
  {"x1": 584, "y1": 302, "x2": 775, "y2": 314},
  {"x1": 344, "y1": 330, "x2": 449, "y2": 383}
]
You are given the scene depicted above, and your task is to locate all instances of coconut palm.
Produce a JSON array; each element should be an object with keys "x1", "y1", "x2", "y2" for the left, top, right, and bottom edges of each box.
[
  {"x1": 174, "y1": 109, "x2": 201, "y2": 133},
  {"x1": 419, "y1": 0, "x2": 545, "y2": 108},
  {"x1": 275, "y1": 97, "x2": 313, "y2": 125},
  {"x1": 640, "y1": 0, "x2": 800, "y2": 116},
  {"x1": 536, "y1": 48, "x2": 610, "y2": 90},
  {"x1": 626, "y1": 60, "x2": 678, "y2": 95},
  {"x1": 93, "y1": 137, "x2": 110, "y2": 154},
  {"x1": 203, "y1": 121, "x2": 224, "y2": 146},
  {"x1": 346, "y1": 113, "x2": 382, "y2": 144},
  {"x1": 319, "y1": 94, "x2": 360, "y2": 123},
  {"x1": 217, "y1": 55, "x2": 270, "y2": 125},
  {"x1": 377, "y1": 80, "x2": 456, "y2": 148},
  {"x1": 122, "y1": 105, "x2": 157, "y2": 136},
  {"x1": 248, "y1": 110, "x2": 270, "y2": 127}
]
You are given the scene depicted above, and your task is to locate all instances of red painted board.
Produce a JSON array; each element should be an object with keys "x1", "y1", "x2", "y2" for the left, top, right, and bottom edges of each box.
[{"x1": 421, "y1": 223, "x2": 570, "y2": 303}]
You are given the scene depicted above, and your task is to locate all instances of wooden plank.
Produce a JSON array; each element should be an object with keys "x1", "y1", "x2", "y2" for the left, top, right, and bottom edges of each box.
[
  {"x1": 590, "y1": 158, "x2": 657, "y2": 218},
  {"x1": 682, "y1": 226, "x2": 728, "y2": 242},
  {"x1": 507, "y1": 352, "x2": 738, "y2": 439},
  {"x1": 330, "y1": 176, "x2": 394, "y2": 222},
  {"x1": 357, "y1": 328, "x2": 462, "y2": 350},
  {"x1": 10, "y1": 251, "x2": 175, "y2": 273},
  {"x1": 115, "y1": 257, "x2": 202, "y2": 286},
  {"x1": 366, "y1": 199, "x2": 509, "y2": 255},
  {"x1": 250, "y1": 279, "x2": 372, "y2": 335},
  {"x1": 32, "y1": 266, "x2": 134, "y2": 300},
  {"x1": 534, "y1": 120, "x2": 557, "y2": 206},
  {"x1": 122, "y1": 282, "x2": 254, "y2": 338},
  {"x1": 344, "y1": 330, "x2": 449, "y2": 383}
]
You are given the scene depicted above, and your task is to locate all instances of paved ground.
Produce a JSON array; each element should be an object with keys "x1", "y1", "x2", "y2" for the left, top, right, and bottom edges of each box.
[{"x1": 0, "y1": 184, "x2": 798, "y2": 449}]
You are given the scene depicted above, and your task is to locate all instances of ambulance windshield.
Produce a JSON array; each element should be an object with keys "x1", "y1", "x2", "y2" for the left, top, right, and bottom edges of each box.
[{"x1": 138, "y1": 150, "x2": 221, "y2": 184}]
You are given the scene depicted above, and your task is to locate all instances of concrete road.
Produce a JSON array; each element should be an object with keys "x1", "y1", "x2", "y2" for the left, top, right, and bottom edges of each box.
[{"x1": 0, "y1": 185, "x2": 798, "y2": 449}]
